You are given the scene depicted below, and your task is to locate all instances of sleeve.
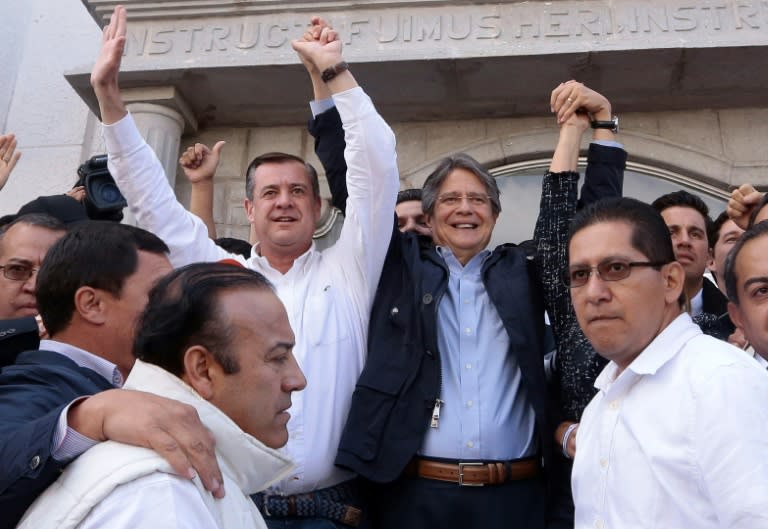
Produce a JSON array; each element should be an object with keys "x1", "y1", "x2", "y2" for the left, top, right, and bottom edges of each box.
[
  {"x1": 102, "y1": 114, "x2": 242, "y2": 268},
  {"x1": 693, "y1": 362, "x2": 768, "y2": 528},
  {"x1": 78, "y1": 473, "x2": 219, "y2": 529},
  {"x1": 0, "y1": 402, "x2": 70, "y2": 529},
  {"x1": 322, "y1": 87, "x2": 400, "y2": 307},
  {"x1": 308, "y1": 105, "x2": 349, "y2": 215},
  {"x1": 534, "y1": 143, "x2": 626, "y2": 422}
]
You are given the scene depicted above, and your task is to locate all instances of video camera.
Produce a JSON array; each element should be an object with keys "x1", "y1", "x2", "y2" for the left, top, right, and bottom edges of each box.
[{"x1": 75, "y1": 155, "x2": 127, "y2": 222}]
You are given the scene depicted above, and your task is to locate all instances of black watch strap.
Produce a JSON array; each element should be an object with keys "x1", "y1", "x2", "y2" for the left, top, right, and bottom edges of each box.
[
  {"x1": 321, "y1": 61, "x2": 350, "y2": 83},
  {"x1": 590, "y1": 116, "x2": 619, "y2": 133}
]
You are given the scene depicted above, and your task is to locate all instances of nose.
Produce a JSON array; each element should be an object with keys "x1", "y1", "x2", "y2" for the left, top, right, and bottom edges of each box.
[
  {"x1": 275, "y1": 189, "x2": 294, "y2": 208},
  {"x1": 283, "y1": 353, "x2": 307, "y2": 393},
  {"x1": 401, "y1": 218, "x2": 416, "y2": 233},
  {"x1": 582, "y1": 271, "x2": 612, "y2": 304},
  {"x1": 21, "y1": 270, "x2": 38, "y2": 293}
]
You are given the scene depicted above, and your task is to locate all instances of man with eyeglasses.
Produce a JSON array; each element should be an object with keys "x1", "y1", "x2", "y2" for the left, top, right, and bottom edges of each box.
[
  {"x1": 567, "y1": 197, "x2": 768, "y2": 529},
  {"x1": 336, "y1": 82, "x2": 625, "y2": 528},
  {"x1": 0, "y1": 214, "x2": 66, "y2": 366}
]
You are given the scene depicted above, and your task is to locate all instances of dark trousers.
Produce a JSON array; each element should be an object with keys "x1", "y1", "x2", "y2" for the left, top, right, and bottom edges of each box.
[
  {"x1": 370, "y1": 475, "x2": 546, "y2": 529},
  {"x1": 546, "y1": 453, "x2": 575, "y2": 529}
]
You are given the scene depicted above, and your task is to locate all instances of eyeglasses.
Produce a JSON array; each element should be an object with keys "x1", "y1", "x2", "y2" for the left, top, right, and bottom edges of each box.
[
  {"x1": 563, "y1": 259, "x2": 668, "y2": 288},
  {"x1": 0, "y1": 263, "x2": 39, "y2": 282},
  {"x1": 436, "y1": 192, "x2": 491, "y2": 208}
]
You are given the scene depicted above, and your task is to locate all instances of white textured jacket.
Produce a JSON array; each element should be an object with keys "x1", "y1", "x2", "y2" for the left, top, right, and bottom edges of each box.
[{"x1": 17, "y1": 360, "x2": 294, "y2": 529}]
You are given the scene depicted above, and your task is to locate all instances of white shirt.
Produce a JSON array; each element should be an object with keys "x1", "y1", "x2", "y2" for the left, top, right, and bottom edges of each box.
[
  {"x1": 572, "y1": 313, "x2": 768, "y2": 529},
  {"x1": 103, "y1": 86, "x2": 399, "y2": 494}
]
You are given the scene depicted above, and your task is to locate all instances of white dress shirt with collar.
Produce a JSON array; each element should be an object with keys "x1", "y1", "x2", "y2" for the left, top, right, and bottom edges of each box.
[
  {"x1": 103, "y1": 86, "x2": 399, "y2": 495},
  {"x1": 572, "y1": 313, "x2": 768, "y2": 529}
]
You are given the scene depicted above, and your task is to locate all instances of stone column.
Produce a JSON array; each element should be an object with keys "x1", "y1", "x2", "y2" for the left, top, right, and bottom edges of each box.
[{"x1": 116, "y1": 87, "x2": 197, "y2": 225}]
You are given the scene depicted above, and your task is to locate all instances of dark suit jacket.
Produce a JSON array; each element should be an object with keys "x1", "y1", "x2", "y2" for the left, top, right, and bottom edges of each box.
[
  {"x1": 0, "y1": 350, "x2": 113, "y2": 529},
  {"x1": 694, "y1": 278, "x2": 735, "y2": 341},
  {"x1": 0, "y1": 317, "x2": 40, "y2": 368}
]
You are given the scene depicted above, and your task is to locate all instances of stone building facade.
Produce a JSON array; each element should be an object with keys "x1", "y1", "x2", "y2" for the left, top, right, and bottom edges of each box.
[{"x1": 3, "y1": 0, "x2": 768, "y2": 244}]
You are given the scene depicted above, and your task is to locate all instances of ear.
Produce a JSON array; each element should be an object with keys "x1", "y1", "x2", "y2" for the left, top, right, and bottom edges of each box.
[
  {"x1": 728, "y1": 301, "x2": 744, "y2": 332},
  {"x1": 707, "y1": 251, "x2": 717, "y2": 274},
  {"x1": 73, "y1": 286, "x2": 108, "y2": 325},
  {"x1": 313, "y1": 195, "x2": 322, "y2": 222},
  {"x1": 181, "y1": 345, "x2": 221, "y2": 400},
  {"x1": 244, "y1": 197, "x2": 256, "y2": 224},
  {"x1": 662, "y1": 261, "x2": 686, "y2": 305}
]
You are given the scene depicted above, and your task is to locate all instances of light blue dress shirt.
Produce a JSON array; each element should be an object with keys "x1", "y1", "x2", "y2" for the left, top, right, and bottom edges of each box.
[{"x1": 419, "y1": 248, "x2": 537, "y2": 460}]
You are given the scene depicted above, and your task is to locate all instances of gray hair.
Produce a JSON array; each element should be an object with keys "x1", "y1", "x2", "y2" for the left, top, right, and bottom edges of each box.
[{"x1": 421, "y1": 153, "x2": 501, "y2": 217}]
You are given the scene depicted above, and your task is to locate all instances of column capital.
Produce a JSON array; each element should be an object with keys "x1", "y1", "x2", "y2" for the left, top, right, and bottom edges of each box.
[{"x1": 122, "y1": 86, "x2": 197, "y2": 134}]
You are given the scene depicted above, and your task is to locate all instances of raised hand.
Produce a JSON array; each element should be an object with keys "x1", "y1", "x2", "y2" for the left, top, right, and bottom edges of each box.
[
  {"x1": 179, "y1": 141, "x2": 226, "y2": 184},
  {"x1": 0, "y1": 134, "x2": 22, "y2": 191},
  {"x1": 91, "y1": 5, "x2": 128, "y2": 124},
  {"x1": 291, "y1": 18, "x2": 343, "y2": 73},
  {"x1": 727, "y1": 183, "x2": 765, "y2": 230},
  {"x1": 551, "y1": 80, "x2": 612, "y2": 124}
]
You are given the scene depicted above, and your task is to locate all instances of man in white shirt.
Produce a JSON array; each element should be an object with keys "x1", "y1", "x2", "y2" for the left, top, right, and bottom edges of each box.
[
  {"x1": 90, "y1": 8, "x2": 399, "y2": 526},
  {"x1": 567, "y1": 197, "x2": 768, "y2": 529},
  {"x1": 725, "y1": 220, "x2": 768, "y2": 369},
  {"x1": 19, "y1": 261, "x2": 306, "y2": 529}
]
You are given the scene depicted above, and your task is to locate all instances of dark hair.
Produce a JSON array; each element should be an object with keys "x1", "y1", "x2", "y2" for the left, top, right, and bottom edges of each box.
[
  {"x1": 396, "y1": 188, "x2": 422, "y2": 205},
  {"x1": 569, "y1": 197, "x2": 683, "y2": 306},
  {"x1": 133, "y1": 262, "x2": 274, "y2": 376},
  {"x1": 0, "y1": 214, "x2": 67, "y2": 255},
  {"x1": 421, "y1": 153, "x2": 501, "y2": 217},
  {"x1": 214, "y1": 237, "x2": 252, "y2": 259},
  {"x1": 724, "y1": 220, "x2": 768, "y2": 304},
  {"x1": 710, "y1": 211, "x2": 731, "y2": 251},
  {"x1": 571, "y1": 197, "x2": 676, "y2": 264},
  {"x1": 651, "y1": 190, "x2": 713, "y2": 247},
  {"x1": 245, "y1": 152, "x2": 319, "y2": 201},
  {"x1": 36, "y1": 222, "x2": 169, "y2": 336},
  {"x1": 747, "y1": 193, "x2": 768, "y2": 229}
]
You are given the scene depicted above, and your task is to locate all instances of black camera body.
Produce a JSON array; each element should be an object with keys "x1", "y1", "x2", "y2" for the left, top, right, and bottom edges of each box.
[{"x1": 75, "y1": 155, "x2": 127, "y2": 222}]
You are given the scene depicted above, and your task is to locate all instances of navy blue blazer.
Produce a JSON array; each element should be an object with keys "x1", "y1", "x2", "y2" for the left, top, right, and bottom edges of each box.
[{"x1": 0, "y1": 350, "x2": 113, "y2": 529}]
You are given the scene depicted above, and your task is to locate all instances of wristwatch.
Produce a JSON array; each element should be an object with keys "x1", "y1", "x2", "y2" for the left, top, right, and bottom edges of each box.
[{"x1": 590, "y1": 115, "x2": 619, "y2": 134}]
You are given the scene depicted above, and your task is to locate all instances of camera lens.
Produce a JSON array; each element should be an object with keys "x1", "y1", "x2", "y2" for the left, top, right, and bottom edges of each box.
[{"x1": 98, "y1": 183, "x2": 122, "y2": 203}]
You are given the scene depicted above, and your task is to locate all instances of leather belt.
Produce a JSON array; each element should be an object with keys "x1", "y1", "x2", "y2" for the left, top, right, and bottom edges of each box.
[{"x1": 405, "y1": 457, "x2": 539, "y2": 486}]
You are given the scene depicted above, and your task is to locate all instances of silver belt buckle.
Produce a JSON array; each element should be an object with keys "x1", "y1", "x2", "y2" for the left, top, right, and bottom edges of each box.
[{"x1": 458, "y1": 461, "x2": 484, "y2": 487}]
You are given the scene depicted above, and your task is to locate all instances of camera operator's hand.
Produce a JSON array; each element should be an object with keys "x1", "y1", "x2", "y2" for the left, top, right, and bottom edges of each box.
[
  {"x1": 91, "y1": 6, "x2": 128, "y2": 124},
  {"x1": 180, "y1": 142, "x2": 226, "y2": 184},
  {"x1": 66, "y1": 186, "x2": 86, "y2": 202},
  {"x1": 0, "y1": 134, "x2": 22, "y2": 191}
]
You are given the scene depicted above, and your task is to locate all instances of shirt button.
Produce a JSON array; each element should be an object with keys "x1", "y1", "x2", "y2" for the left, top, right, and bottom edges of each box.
[
  {"x1": 464, "y1": 327, "x2": 472, "y2": 335},
  {"x1": 609, "y1": 400, "x2": 619, "y2": 410},
  {"x1": 467, "y1": 400, "x2": 473, "y2": 407},
  {"x1": 600, "y1": 458, "x2": 608, "y2": 468},
  {"x1": 30, "y1": 455, "x2": 41, "y2": 470},
  {"x1": 466, "y1": 441, "x2": 474, "y2": 448},
  {"x1": 463, "y1": 299, "x2": 471, "y2": 304},
  {"x1": 465, "y1": 363, "x2": 472, "y2": 370},
  {"x1": 595, "y1": 519, "x2": 603, "y2": 529}
]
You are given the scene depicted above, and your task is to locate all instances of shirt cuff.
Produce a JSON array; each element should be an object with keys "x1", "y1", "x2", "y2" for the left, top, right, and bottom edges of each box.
[
  {"x1": 591, "y1": 139, "x2": 624, "y2": 149},
  {"x1": 310, "y1": 98, "x2": 336, "y2": 118},
  {"x1": 102, "y1": 112, "x2": 144, "y2": 156},
  {"x1": 52, "y1": 397, "x2": 99, "y2": 463}
]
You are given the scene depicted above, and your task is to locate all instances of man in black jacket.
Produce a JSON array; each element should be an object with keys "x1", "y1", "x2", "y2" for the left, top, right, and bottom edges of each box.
[{"x1": 311, "y1": 79, "x2": 625, "y2": 528}]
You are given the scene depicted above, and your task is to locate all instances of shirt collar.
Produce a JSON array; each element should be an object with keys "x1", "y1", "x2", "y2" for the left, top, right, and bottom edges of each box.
[
  {"x1": 436, "y1": 246, "x2": 490, "y2": 273},
  {"x1": 248, "y1": 241, "x2": 317, "y2": 277},
  {"x1": 690, "y1": 286, "x2": 704, "y2": 317},
  {"x1": 39, "y1": 339, "x2": 124, "y2": 387},
  {"x1": 594, "y1": 313, "x2": 699, "y2": 391}
]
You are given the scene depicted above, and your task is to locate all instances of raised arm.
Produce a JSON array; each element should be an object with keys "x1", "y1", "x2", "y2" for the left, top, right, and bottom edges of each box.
[
  {"x1": 293, "y1": 19, "x2": 399, "y2": 304},
  {"x1": 90, "y1": 6, "x2": 235, "y2": 266},
  {"x1": 179, "y1": 141, "x2": 226, "y2": 239}
]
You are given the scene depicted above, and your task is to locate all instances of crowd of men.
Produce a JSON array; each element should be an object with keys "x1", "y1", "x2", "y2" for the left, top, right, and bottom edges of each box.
[{"x1": 0, "y1": 6, "x2": 766, "y2": 529}]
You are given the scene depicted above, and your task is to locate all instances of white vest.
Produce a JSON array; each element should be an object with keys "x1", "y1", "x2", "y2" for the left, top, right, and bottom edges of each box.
[{"x1": 17, "y1": 360, "x2": 294, "y2": 529}]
